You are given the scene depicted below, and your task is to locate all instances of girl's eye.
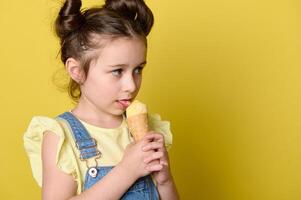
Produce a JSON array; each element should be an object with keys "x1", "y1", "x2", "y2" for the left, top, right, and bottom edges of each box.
[
  {"x1": 112, "y1": 69, "x2": 122, "y2": 76},
  {"x1": 111, "y1": 66, "x2": 144, "y2": 76},
  {"x1": 134, "y1": 66, "x2": 144, "y2": 74}
]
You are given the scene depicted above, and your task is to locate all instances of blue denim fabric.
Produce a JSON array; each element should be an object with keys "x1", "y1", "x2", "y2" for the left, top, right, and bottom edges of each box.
[
  {"x1": 57, "y1": 112, "x2": 159, "y2": 199},
  {"x1": 84, "y1": 166, "x2": 159, "y2": 200},
  {"x1": 57, "y1": 112, "x2": 100, "y2": 159}
]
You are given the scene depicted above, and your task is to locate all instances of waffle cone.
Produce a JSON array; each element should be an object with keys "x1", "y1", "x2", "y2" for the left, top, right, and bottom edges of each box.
[{"x1": 127, "y1": 113, "x2": 149, "y2": 141}]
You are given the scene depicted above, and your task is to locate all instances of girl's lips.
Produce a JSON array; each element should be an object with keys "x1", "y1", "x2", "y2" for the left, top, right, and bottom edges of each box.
[{"x1": 117, "y1": 100, "x2": 131, "y2": 109}]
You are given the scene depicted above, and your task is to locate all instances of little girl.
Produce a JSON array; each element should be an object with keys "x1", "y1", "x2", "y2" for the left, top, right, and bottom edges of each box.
[{"x1": 23, "y1": 0, "x2": 179, "y2": 199}]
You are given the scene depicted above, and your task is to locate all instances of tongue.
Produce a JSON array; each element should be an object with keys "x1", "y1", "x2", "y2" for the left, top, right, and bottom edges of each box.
[{"x1": 119, "y1": 100, "x2": 131, "y2": 106}]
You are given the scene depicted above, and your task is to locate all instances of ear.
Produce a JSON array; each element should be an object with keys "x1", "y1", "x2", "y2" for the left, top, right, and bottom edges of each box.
[{"x1": 65, "y1": 58, "x2": 85, "y2": 84}]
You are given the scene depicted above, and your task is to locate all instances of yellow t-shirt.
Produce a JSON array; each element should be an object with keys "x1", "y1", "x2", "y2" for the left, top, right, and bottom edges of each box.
[{"x1": 23, "y1": 113, "x2": 173, "y2": 194}]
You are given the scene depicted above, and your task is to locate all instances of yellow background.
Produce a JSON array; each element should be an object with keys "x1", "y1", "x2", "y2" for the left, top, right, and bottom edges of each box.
[{"x1": 0, "y1": 0, "x2": 300, "y2": 199}]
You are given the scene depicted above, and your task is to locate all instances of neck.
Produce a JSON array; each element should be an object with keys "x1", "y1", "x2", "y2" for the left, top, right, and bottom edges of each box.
[{"x1": 71, "y1": 97, "x2": 124, "y2": 129}]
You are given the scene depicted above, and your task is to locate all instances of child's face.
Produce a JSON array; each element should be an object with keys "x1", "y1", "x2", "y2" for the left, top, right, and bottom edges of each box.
[{"x1": 80, "y1": 37, "x2": 147, "y2": 116}]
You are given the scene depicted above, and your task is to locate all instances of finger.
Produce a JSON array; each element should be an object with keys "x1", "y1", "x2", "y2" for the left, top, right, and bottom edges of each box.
[
  {"x1": 146, "y1": 163, "x2": 163, "y2": 171},
  {"x1": 144, "y1": 132, "x2": 164, "y2": 142},
  {"x1": 142, "y1": 141, "x2": 164, "y2": 151},
  {"x1": 160, "y1": 160, "x2": 168, "y2": 166},
  {"x1": 143, "y1": 151, "x2": 164, "y2": 164}
]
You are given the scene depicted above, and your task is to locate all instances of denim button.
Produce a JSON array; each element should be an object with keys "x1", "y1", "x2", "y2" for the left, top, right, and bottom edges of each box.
[{"x1": 88, "y1": 167, "x2": 98, "y2": 178}]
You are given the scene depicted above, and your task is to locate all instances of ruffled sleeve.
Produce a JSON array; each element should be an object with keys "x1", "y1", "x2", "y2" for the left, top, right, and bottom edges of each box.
[
  {"x1": 148, "y1": 113, "x2": 173, "y2": 151},
  {"x1": 23, "y1": 116, "x2": 77, "y2": 187}
]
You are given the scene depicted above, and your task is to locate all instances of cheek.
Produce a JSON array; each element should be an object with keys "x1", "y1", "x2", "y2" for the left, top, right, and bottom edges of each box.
[
  {"x1": 84, "y1": 73, "x2": 112, "y2": 91},
  {"x1": 97, "y1": 77, "x2": 120, "y2": 93}
]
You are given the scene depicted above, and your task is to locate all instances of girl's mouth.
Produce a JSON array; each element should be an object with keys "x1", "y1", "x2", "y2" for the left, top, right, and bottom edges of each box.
[{"x1": 116, "y1": 99, "x2": 131, "y2": 109}]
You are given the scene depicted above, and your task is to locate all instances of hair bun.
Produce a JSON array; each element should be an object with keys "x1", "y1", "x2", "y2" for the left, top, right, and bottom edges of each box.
[
  {"x1": 104, "y1": 0, "x2": 154, "y2": 36},
  {"x1": 55, "y1": 0, "x2": 85, "y2": 40}
]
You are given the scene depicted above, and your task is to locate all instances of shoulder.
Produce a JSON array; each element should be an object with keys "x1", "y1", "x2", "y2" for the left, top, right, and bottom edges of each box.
[
  {"x1": 23, "y1": 115, "x2": 79, "y2": 192},
  {"x1": 24, "y1": 116, "x2": 65, "y2": 139}
]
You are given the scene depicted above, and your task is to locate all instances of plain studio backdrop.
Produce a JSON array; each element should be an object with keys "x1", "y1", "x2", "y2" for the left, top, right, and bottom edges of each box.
[{"x1": 0, "y1": 0, "x2": 300, "y2": 199}]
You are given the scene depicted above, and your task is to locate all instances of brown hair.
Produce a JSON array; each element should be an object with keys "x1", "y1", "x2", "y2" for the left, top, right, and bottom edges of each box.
[{"x1": 54, "y1": 0, "x2": 154, "y2": 102}]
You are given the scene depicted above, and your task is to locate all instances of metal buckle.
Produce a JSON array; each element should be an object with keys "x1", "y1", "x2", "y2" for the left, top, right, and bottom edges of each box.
[
  {"x1": 84, "y1": 155, "x2": 100, "y2": 168},
  {"x1": 80, "y1": 150, "x2": 101, "y2": 161},
  {"x1": 75, "y1": 138, "x2": 101, "y2": 178},
  {"x1": 75, "y1": 138, "x2": 97, "y2": 150},
  {"x1": 84, "y1": 155, "x2": 101, "y2": 178}
]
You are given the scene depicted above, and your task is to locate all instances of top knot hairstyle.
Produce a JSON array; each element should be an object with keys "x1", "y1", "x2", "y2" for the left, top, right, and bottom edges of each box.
[{"x1": 54, "y1": 0, "x2": 154, "y2": 102}]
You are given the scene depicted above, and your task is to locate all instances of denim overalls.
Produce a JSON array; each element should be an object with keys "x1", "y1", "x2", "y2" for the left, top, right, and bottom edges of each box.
[{"x1": 57, "y1": 112, "x2": 159, "y2": 199}]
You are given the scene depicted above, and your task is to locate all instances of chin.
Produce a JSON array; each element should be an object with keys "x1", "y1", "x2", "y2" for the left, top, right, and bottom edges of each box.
[{"x1": 111, "y1": 108, "x2": 126, "y2": 116}]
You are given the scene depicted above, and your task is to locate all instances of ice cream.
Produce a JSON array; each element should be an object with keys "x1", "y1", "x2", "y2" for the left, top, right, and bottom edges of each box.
[
  {"x1": 126, "y1": 100, "x2": 160, "y2": 166},
  {"x1": 126, "y1": 100, "x2": 149, "y2": 141}
]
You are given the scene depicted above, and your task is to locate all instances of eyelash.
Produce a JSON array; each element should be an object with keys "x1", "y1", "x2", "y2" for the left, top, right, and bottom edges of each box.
[{"x1": 112, "y1": 67, "x2": 144, "y2": 76}]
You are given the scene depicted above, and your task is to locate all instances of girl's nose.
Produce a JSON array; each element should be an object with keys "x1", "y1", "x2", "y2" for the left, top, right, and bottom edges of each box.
[{"x1": 123, "y1": 74, "x2": 137, "y2": 93}]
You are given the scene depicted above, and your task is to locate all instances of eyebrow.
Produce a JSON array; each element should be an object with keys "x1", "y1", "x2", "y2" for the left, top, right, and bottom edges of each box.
[{"x1": 109, "y1": 61, "x2": 147, "y2": 68}]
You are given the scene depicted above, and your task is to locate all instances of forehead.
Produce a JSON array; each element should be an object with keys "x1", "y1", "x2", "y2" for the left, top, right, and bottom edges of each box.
[{"x1": 93, "y1": 37, "x2": 147, "y2": 67}]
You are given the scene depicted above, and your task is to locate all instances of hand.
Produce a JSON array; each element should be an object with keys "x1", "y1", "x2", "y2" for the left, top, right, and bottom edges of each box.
[
  {"x1": 120, "y1": 136, "x2": 164, "y2": 180},
  {"x1": 142, "y1": 132, "x2": 173, "y2": 185}
]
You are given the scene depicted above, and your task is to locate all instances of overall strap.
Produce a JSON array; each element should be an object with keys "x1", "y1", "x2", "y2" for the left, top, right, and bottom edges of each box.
[{"x1": 56, "y1": 112, "x2": 101, "y2": 160}]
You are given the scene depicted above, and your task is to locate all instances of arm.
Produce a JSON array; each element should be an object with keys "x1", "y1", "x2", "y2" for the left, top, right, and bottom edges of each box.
[
  {"x1": 42, "y1": 131, "x2": 137, "y2": 200},
  {"x1": 157, "y1": 176, "x2": 180, "y2": 200},
  {"x1": 142, "y1": 133, "x2": 180, "y2": 200}
]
